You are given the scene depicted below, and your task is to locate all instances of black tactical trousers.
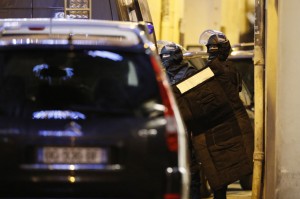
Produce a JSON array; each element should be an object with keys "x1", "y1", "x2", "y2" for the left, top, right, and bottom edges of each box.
[
  {"x1": 188, "y1": 134, "x2": 201, "y2": 199},
  {"x1": 213, "y1": 185, "x2": 228, "y2": 199}
]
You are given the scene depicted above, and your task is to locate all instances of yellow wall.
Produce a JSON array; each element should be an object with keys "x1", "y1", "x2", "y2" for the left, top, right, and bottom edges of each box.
[
  {"x1": 148, "y1": 0, "x2": 253, "y2": 47},
  {"x1": 220, "y1": 0, "x2": 248, "y2": 44},
  {"x1": 148, "y1": 0, "x2": 184, "y2": 43},
  {"x1": 272, "y1": 0, "x2": 300, "y2": 198},
  {"x1": 147, "y1": 0, "x2": 162, "y2": 39},
  {"x1": 264, "y1": 0, "x2": 278, "y2": 198}
]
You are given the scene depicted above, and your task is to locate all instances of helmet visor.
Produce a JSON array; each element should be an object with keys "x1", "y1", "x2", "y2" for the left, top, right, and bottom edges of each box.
[
  {"x1": 199, "y1": 29, "x2": 215, "y2": 45},
  {"x1": 199, "y1": 29, "x2": 228, "y2": 45}
]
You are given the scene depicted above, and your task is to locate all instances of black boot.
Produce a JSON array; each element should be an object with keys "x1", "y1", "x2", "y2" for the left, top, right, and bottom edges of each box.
[
  {"x1": 189, "y1": 168, "x2": 201, "y2": 199},
  {"x1": 189, "y1": 137, "x2": 201, "y2": 199},
  {"x1": 213, "y1": 185, "x2": 227, "y2": 199}
]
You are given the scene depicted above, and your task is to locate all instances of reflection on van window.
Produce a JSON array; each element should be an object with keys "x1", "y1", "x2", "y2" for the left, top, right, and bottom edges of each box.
[
  {"x1": 87, "y1": 50, "x2": 123, "y2": 61},
  {"x1": 33, "y1": 64, "x2": 74, "y2": 81},
  {"x1": 32, "y1": 110, "x2": 86, "y2": 120}
]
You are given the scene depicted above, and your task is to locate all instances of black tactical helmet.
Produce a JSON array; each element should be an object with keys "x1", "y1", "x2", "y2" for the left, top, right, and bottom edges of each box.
[
  {"x1": 199, "y1": 29, "x2": 232, "y2": 61},
  {"x1": 159, "y1": 43, "x2": 183, "y2": 69}
]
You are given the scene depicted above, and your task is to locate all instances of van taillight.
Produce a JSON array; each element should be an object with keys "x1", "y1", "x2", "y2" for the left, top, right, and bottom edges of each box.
[
  {"x1": 164, "y1": 193, "x2": 180, "y2": 199},
  {"x1": 28, "y1": 27, "x2": 45, "y2": 31},
  {"x1": 150, "y1": 56, "x2": 178, "y2": 152}
]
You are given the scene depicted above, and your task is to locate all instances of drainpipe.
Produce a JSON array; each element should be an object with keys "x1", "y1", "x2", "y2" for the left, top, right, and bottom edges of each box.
[{"x1": 252, "y1": 0, "x2": 265, "y2": 199}]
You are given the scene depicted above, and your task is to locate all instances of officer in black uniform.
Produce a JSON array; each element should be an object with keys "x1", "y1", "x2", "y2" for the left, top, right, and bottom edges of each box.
[
  {"x1": 168, "y1": 30, "x2": 254, "y2": 199},
  {"x1": 160, "y1": 43, "x2": 197, "y2": 85},
  {"x1": 159, "y1": 43, "x2": 201, "y2": 199}
]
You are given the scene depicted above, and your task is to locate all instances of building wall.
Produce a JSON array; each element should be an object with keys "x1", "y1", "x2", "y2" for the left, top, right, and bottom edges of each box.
[
  {"x1": 265, "y1": 0, "x2": 278, "y2": 198},
  {"x1": 184, "y1": 0, "x2": 250, "y2": 47},
  {"x1": 148, "y1": 0, "x2": 252, "y2": 48},
  {"x1": 147, "y1": 0, "x2": 162, "y2": 39},
  {"x1": 272, "y1": 0, "x2": 300, "y2": 198},
  {"x1": 220, "y1": 0, "x2": 248, "y2": 44},
  {"x1": 182, "y1": 0, "x2": 222, "y2": 47},
  {"x1": 148, "y1": 0, "x2": 184, "y2": 44}
]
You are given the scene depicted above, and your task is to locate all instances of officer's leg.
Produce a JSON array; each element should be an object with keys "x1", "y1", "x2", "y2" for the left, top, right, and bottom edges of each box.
[
  {"x1": 190, "y1": 149, "x2": 201, "y2": 199},
  {"x1": 188, "y1": 134, "x2": 201, "y2": 199},
  {"x1": 213, "y1": 185, "x2": 227, "y2": 199}
]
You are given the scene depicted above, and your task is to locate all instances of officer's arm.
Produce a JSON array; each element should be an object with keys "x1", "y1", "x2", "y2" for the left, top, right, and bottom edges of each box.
[{"x1": 227, "y1": 62, "x2": 242, "y2": 92}]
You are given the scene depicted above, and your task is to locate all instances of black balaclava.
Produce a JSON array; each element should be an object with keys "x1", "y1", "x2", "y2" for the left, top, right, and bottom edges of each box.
[
  {"x1": 199, "y1": 29, "x2": 232, "y2": 61},
  {"x1": 160, "y1": 43, "x2": 183, "y2": 70}
]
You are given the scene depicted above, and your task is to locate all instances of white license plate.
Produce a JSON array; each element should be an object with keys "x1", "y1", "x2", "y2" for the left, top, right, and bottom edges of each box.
[{"x1": 41, "y1": 147, "x2": 108, "y2": 164}]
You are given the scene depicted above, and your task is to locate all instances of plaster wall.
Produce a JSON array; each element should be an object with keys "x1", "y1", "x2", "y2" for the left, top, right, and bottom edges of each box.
[
  {"x1": 274, "y1": 0, "x2": 300, "y2": 198},
  {"x1": 181, "y1": 0, "x2": 250, "y2": 47},
  {"x1": 149, "y1": 0, "x2": 250, "y2": 47},
  {"x1": 264, "y1": 0, "x2": 277, "y2": 198}
]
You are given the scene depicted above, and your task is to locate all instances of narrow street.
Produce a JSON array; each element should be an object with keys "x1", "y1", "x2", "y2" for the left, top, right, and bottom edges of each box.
[{"x1": 203, "y1": 182, "x2": 252, "y2": 199}]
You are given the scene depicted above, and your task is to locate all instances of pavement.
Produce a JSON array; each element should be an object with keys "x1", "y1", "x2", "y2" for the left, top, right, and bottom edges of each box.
[{"x1": 202, "y1": 181, "x2": 252, "y2": 199}]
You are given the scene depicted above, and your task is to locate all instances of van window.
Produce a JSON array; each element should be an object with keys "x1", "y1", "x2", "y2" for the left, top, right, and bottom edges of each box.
[{"x1": 0, "y1": 48, "x2": 161, "y2": 117}]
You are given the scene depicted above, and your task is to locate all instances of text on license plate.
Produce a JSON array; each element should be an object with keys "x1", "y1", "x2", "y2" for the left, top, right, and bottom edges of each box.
[{"x1": 40, "y1": 147, "x2": 108, "y2": 164}]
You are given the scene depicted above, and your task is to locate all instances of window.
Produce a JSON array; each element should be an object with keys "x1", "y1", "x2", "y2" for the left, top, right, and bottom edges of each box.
[{"x1": 0, "y1": 47, "x2": 160, "y2": 118}]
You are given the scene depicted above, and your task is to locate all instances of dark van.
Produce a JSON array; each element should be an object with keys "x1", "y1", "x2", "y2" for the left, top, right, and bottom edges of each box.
[{"x1": 0, "y1": 0, "x2": 157, "y2": 44}]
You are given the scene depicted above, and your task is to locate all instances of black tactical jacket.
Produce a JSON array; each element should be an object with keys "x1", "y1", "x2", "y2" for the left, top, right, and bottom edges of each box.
[
  {"x1": 172, "y1": 58, "x2": 254, "y2": 190},
  {"x1": 165, "y1": 62, "x2": 197, "y2": 85}
]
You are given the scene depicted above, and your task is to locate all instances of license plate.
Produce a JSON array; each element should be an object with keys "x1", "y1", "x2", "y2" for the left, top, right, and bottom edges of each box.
[{"x1": 40, "y1": 147, "x2": 108, "y2": 164}]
